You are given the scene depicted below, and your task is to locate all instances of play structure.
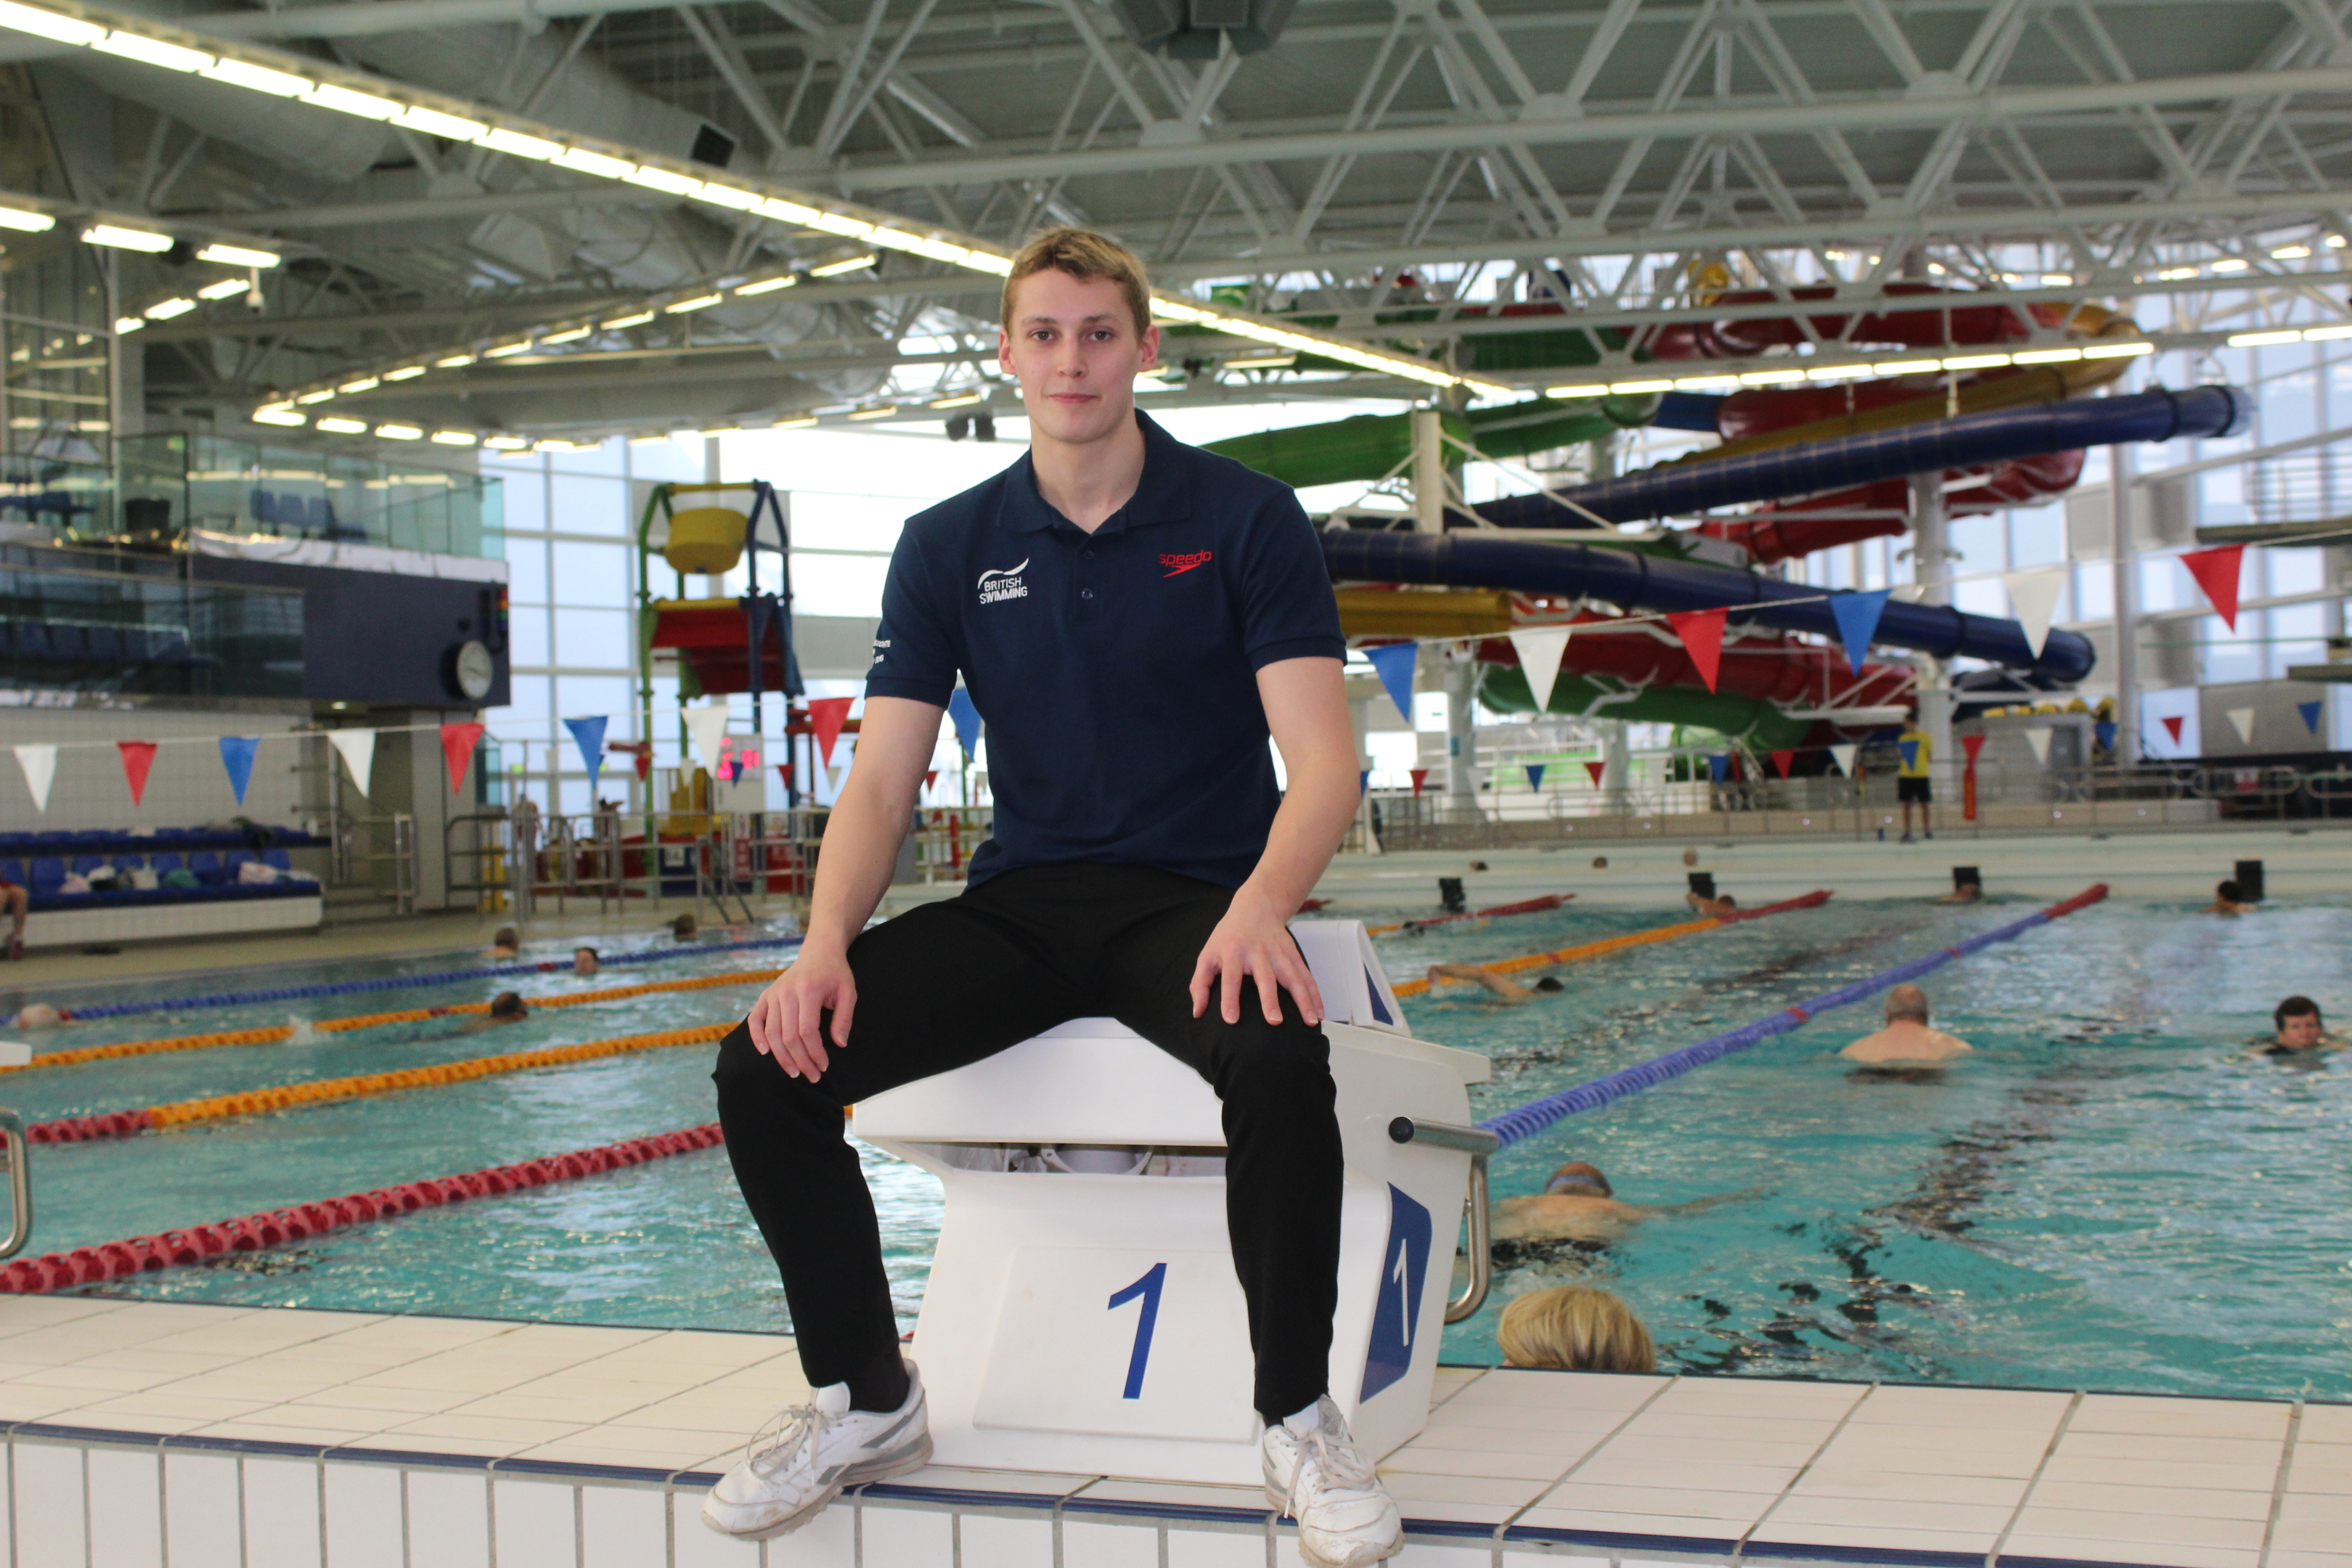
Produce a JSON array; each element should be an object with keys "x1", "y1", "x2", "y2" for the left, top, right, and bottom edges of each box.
[{"x1": 1208, "y1": 285, "x2": 2252, "y2": 753}]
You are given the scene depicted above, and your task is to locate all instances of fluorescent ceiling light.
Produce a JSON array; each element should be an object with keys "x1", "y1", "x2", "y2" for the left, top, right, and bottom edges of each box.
[
  {"x1": 2080, "y1": 341, "x2": 2154, "y2": 359},
  {"x1": 809, "y1": 253, "x2": 877, "y2": 278},
  {"x1": 1877, "y1": 358, "x2": 1942, "y2": 375},
  {"x1": 0, "y1": 1, "x2": 105, "y2": 46},
  {"x1": 94, "y1": 32, "x2": 211, "y2": 71},
  {"x1": 113, "y1": 316, "x2": 144, "y2": 335},
  {"x1": 434, "y1": 352, "x2": 478, "y2": 367},
  {"x1": 2271, "y1": 245, "x2": 2312, "y2": 260},
  {"x1": 621, "y1": 166, "x2": 702, "y2": 196},
  {"x1": 0, "y1": 203, "x2": 53, "y2": 233},
  {"x1": 930, "y1": 391, "x2": 985, "y2": 408},
  {"x1": 375, "y1": 424, "x2": 424, "y2": 440},
  {"x1": 2303, "y1": 324, "x2": 2352, "y2": 340},
  {"x1": 306, "y1": 83, "x2": 404, "y2": 120},
  {"x1": 2227, "y1": 329, "x2": 2302, "y2": 347},
  {"x1": 773, "y1": 415, "x2": 819, "y2": 429},
  {"x1": 2012, "y1": 347, "x2": 2082, "y2": 364},
  {"x1": 484, "y1": 342, "x2": 533, "y2": 357},
  {"x1": 599, "y1": 311, "x2": 654, "y2": 329},
  {"x1": 475, "y1": 128, "x2": 564, "y2": 160},
  {"x1": 316, "y1": 417, "x2": 367, "y2": 434},
  {"x1": 396, "y1": 106, "x2": 486, "y2": 140},
  {"x1": 1545, "y1": 384, "x2": 1609, "y2": 399},
  {"x1": 2210, "y1": 258, "x2": 2250, "y2": 273},
  {"x1": 2155, "y1": 266, "x2": 2198, "y2": 281},
  {"x1": 430, "y1": 430, "x2": 477, "y2": 446},
  {"x1": 1674, "y1": 373, "x2": 1741, "y2": 388},
  {"x1": 664, "y1": 293, "x2": 722, "y2": 313},
  {"x1": 250, "y1": 407, "x2": 305, "y2": 427},
  {"x1": 1226, "y1": 353, "x2": 1297, "y2": 369},
  {"x1": 483, "y1": 436, "x2": 531, "y2": 450},
  {"x1": 83, "y1": 224, "x2": 172, "y2": 253},
  {"x1": 805, "y1": 213, "x2": 875, "y2": 239},
  {"x1": 195, "y1": 241, "x2": 279, "y2": 268},
  {"x1": 142, "y1": 297, "x2": 197, "y2": 321},
  {"x1": 695, "y1": 184, "x2": 764, "y2": 211},
  {"x1": 754, "y1": 197, "x2": 822, "y2": 225},
  {"x1": 1802, "y1": 364, "x2": 1873, "y2": 382},
  {"x1": 382, "y1": 364, "x2": 427, "y2": 380},
  {"x1": 733, "y1": 277, "x2": 796, "y2": 296},
  {"x1": 294, "y1": 389, "x2": 334, "y2": 404},
  {"x1": 338, "y1": 376, "x2": 380, "y2": 393},
  {"x1": 695, "y1": 426, "x2": 738, "y2": 439},
  {"x1": 1736, "y1": 369, "x2": 1805, "y2": 385},
  {"x1": 196, "y1": 278, "x2": 249, "y2": 300},
  {"x1": 555, "y1": 148, "x2": 632, "y2": 179},
  {"x1": 1940, "y1": 353, "x2": 2012, "y2": 370},
  {"x1": 846, "y1": 404, "x2": 897, "y2": 420},
  {"x1": 2040, "y1": 272, "x2": 2075, "y2": 285},
  {"x1": 539, "y1": 325, "x2": 590, "y2": 343},
  {"x1": 960, "y1": 250, "x2": 1014, "y2": 277},
  {"x1": 1610, "y1": 377, "x2": 1676, "y2": 393},
  {"x1": 200, "y1": 58, "x2": 309, "y2": 96}
]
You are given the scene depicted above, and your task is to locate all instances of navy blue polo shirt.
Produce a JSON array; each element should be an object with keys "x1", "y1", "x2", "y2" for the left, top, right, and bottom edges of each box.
[{"x1": 865, "y1": 410, "x2": 1344, "y2": 888}]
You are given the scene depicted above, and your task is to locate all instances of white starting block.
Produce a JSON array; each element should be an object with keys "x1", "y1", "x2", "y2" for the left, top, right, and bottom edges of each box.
[{"x1": 852, "y1": 920, "x2": 1494, "y2": 1485}]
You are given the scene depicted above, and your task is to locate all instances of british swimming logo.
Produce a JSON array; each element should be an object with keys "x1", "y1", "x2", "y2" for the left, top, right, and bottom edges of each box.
[
  {"x1": 870, "y1": 637, "x2": 889, "y2": 666},
  {"x1": 978, "y1": 559, "x2": 1029, "y2": 605},
  {"x1": 1161, "y1": 550, "x2": 1212, "y2": 577}
]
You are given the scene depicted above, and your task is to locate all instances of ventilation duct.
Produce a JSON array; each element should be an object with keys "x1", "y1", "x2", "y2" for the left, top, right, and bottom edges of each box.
[{"x1": 1114, "y1": 0, "x2": 1297, "y2": 57}]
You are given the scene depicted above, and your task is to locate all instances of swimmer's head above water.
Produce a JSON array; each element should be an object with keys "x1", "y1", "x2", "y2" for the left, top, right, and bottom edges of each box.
[
  {"x1": 1543, "y1": 1161, "x2": 1612, "y2": 1197},
  {"x1": 2273, "y1": 995, "x2": 2324, "y2": 1052}
]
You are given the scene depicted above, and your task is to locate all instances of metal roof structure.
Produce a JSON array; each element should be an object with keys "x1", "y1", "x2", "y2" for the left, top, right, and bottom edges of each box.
[{"x1": 8, "y1": 0, "x2": 2352, "y2": 446}]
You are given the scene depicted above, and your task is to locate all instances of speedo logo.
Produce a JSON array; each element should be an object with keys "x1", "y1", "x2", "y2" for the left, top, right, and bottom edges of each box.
[
  {"x1": 978, "y1": 559, "x2": 1029, "y2": 605},
  {"x1": 1161, "y1": 550, "x2": 1212, "y2": 577}
]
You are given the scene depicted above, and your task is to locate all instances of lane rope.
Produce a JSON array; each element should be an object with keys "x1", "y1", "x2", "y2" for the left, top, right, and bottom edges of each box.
[
  {"x1": 1390, "y1": 889, "x2": 1832, "y2": 997},
  {"x1": 0, "y1": 1122, "x2": 727, "y2": 1295},
  {"x1": 9, "y1": 968, "x2": 782, "y2": 1075},
  {"x1": 27, "y1": 1022, "x2": 736, "y2": 1143},
  {"x1": 44, "y1": 934, "x2": 803, "y2": 1024},
  {"x1": 1477, "y1": 884, "x2": 2110, "y2": 1148},
  {"x1": 1367, "y1": 894, "x2": 1571, "y2": 936}
]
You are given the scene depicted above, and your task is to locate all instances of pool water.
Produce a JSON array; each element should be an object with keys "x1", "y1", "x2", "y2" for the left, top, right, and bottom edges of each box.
[{"x1": 24, "y1": 900, "x2": 2352, "y2": 1402}]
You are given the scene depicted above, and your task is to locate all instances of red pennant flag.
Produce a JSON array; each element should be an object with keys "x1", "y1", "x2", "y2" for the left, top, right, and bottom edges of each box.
[
  {"x1": 1666, "y1": 608, "x2": 1728, "y2": 692},
  {"x1": 2180, "y1": 544, "x2": 2245, "y2": 630},
  {"x1": 1769, "y1": 749, "x2": 1794, "y2": 779},
  {"x1": 1961, "y1": 734, "x2": 1988, "y2": 766},
  {"x1": 808, "y1": 696, "x2": 854, "y2": 766},
  {"x1": 1409, "y1": 768, "x2": 1429, "y2": 796},
  {"x1": 925, "y1": 769, "x2": 938, "y2": 790},
  {"x1": 439, "y1": 722, "x2": 484, "y2": 793},
  {"x1": 775, "y1": 762, "x2": 794, "y2": 787},
  {"x1": 1585, "y1": 760, "x2": 1605, "y2": 785},
  {"x1": 117, "y1": 740, "x2": 158, "y2": 806},
  {"x1": 2161, "y1": 715, "x2": 2185, "y2": 744}
]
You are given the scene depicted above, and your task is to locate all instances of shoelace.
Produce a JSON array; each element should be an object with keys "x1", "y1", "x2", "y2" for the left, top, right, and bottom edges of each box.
[
  {"x1": 745, "y1": 1401, "x2": 831, "y2": 1481},
  {"x1": 1286, "y1": 1416, "x2": 1378, "y2": 1516}
]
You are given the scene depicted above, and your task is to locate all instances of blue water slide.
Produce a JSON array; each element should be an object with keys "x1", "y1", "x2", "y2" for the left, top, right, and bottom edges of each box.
[
  {"x1": 1321, "y1": 528, "x2": 2098, "y2": 682},
  {"x1": 1477, "y1": 385, "x2": 2251, "y2": 526}
]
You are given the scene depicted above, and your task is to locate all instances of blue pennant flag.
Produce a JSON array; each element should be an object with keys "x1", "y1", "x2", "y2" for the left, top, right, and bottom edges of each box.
[
  {"x1": 1363, "y1": 642, "x2": 1418, "y2": 723},
  {"x1": 563, "y1": 716, "x2": 608, "y2": 788},
  {"x1": 1707, "y1": 754, "x2": 1729, "y2": 782},
  {"x1": 1524, "y1": 763, "x2": 1546, "y2": 791},
  {"x1": 1828, "y1": 590, "x2": 1892, "y2": 676},
  {"x1": 947, "y1": 687, "x2": 982, "y2": 758},
  {"x1": 2298, "y1": 700, "x2": 2324, "y2": 735},
  {"x1": 1359, "y1": 769, "x2": 1371, "y2": 796},
  {"x1": 218, "y1": 735, "x2": 259, "y2": 804},
  {"x1": 1897, "y1": 739, "x2": 1920, "y2": 772},
  {"x1": 2094, "y1": 720, "x2": 2118, "y2": 752}
]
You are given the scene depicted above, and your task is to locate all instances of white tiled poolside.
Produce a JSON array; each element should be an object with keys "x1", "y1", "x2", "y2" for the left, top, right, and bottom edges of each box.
[{"x1": 0, "y1": 1295, "x2": 2340, "y2": 1567}]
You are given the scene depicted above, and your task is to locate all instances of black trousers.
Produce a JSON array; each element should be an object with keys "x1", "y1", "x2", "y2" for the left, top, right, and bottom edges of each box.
[{"x1": 712, "y1": 862, "x2": 1344, "y2": 1423}]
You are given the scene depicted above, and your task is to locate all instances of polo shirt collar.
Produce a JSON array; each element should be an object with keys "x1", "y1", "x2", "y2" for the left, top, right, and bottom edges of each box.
[{"x1": 1000, "y1": 409, "x2": 1193, "y2": 536}]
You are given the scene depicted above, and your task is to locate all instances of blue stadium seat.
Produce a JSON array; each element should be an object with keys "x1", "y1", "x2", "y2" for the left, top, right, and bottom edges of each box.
[
  {"x1": 0, "y1": 860, "x2": 21, "y2": 889},
  {"x1": 150, "y1": 853, "x2": 182, "y2": 875},
  {"x1": 28, "y1": 859, "x2": 65, "y2": 894},
  {"x1": 262, "y1": 849, "x2": 293, "y2": 871},
  {"x1": 223, "y1": 849, "x2": 255, "y2": 869},
  {"x1": 70, "y1": 855, "x2": 104, "y2": 875}
]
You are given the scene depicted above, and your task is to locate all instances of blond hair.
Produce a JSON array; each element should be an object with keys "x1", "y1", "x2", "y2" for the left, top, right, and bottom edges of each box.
[
  {"x1": 1497, "y1": 1286, "x2": 1655, "y2": 1373},
  {"x1": 1002, "y1": 226, "x2": 1153, "y2": 338}
]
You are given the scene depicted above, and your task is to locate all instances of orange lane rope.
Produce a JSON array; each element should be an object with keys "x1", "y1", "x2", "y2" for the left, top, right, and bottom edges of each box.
[
  {"x1": 6, "y1": 968, "x2": 782, "y2": 1075},
  {"x1": 31, "y1": 1021, "x2": 738, "y2": 1143},
  {"x1": 1388, "y1": 889, "x2": 1833, "y2": 997}
]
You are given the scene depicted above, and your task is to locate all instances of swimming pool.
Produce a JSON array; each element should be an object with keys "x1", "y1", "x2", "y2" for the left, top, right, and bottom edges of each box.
[{"x1": 17, "y1": 899, "x2": 2352, "y2": 1403}]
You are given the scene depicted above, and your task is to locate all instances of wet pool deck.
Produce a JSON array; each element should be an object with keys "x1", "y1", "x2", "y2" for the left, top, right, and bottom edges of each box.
[{"x1": 0, "y1": 1295, "x2": 2340, "y2": 1568}]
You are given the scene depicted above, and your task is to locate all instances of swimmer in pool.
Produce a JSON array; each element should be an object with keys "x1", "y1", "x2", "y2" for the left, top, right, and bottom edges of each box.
[
  {"x1": 1424, "y1": 963, "x2": 1564, "y2": 1003},
  {"x1": 1839, "y1": 984, "x2": 1972, "y2": 1064},
  {"x1": 1490, "y1": 1161, "x2": 1745, "y2": 1246},
  {"x1": 1497, "y1": 1286, "x2": 1654, "y2": 1373},
  {"x1": 2206, "y1": 881, "x2": 2253, "y2": 916},
  {"x1": 2258, "y1": 995, "x2": 2338, "y2": 1055},
  {"x1": 449, "y1": 992, "x2": 529, "y2": 1033},
  {"x1": 1685, "y1": 891, "x2": 1739, "y2": 918},
  {"x1": 488, "y1": 926, "x2": 520, "y2": 958},
  {"x1": 573, "y1": 946, "x2": 600, "y2": 976}
]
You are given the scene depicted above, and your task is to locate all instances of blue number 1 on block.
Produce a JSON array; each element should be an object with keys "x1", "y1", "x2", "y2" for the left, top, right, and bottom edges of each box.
[{"x1": 1106, "y1": 1262, "x2": 1167, "y2": 1400}]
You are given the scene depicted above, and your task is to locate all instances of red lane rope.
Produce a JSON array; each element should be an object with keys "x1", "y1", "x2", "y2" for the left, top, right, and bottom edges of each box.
[
  {"x1": 0, "y1": 1122, "x2": 725, "y2": 1295},
  {"x1": 1372, "y1": 893, "x2": 1574, "y2": 936}
]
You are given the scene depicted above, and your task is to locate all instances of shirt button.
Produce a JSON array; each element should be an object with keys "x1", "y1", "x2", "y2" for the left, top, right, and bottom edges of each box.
[
  {"x1": 1080, "y1": 588, "x2": 1095, "y2": 600},
  {"x1": 1082, "y1": 549, "x2": 1095, "y2": 560}
]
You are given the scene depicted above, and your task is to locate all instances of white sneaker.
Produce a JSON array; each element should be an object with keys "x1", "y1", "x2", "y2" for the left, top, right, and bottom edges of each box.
[
  {"x1": 701, "y1": 1363, "x2": 931, "y2": 1540},
  {"x1": 1262, "y1": 1396, "x2": 1403, "y2": 1568}
]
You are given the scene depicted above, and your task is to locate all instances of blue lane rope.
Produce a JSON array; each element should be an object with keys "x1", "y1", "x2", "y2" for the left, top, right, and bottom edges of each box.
[
  {"x1": 57, "y1": 934, "x2": 806, "y2": 1024},
  {"x1": 1477, "y1": 885, "x2": 2110, "y2": 1150}
]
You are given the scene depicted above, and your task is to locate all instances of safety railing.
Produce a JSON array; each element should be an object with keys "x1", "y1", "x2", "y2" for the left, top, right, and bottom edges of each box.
[{"x1": 332, "y1": 812, "x2": 417, "y2": 918}]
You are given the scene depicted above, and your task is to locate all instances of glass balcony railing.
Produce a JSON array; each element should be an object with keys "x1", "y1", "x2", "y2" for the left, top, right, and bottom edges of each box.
[
  {"x1": 115, "y1": 433, "x2": 505, "y2": 560},
  {"x1": 0, "y1": 542, "x2": 303, "y2": 699}
]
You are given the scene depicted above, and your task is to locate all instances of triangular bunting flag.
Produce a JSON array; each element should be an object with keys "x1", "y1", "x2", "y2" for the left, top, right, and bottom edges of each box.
[
  {"x1": 2094, "y1": 720, "x2": 2117, "y2": 753},
  {"x1": 1769, "y1": 749, "x2": 1794, "y2": 779},
  {"x1": 1898, "y1": 738, "x2": 1920, "y2": 772},
  {"x1": 564, "y1": 716, "x2": 608, "y2": 788},
  {"x1": 1829, "y1": 743, "x2": 1858, "y2": 776},
  {"x1": 1585, "y1": 760, "x2": 1605, "y2": 786},
  {"x1": 1364, "y1": 642, "x2": 1418, "y2": 722},
  {"x1": 118, "y1": 740, "x2": 158, "y2": 807},
  {"x1": 1961, "y1": 734, "x2": 1987, "y2": 766},
  {"x1": 1666, "y1": 608, "x2": 1728, "y2": 692},
  {"x1": 1707, "y1": 754, "x2": 1729, "y2": 782},
  {"x1": 2002, "y1": 569, "x2": 2067, "y2": 658},
  {"x1": 685, "y1": 702, "x2": 732, "y2": 770},
  {"x1": 439, "y1": 723, "x2": 484, "y2": 793},
  {"x1": 947, "y1": 687, "x2": 981, "y2": 758},
  {"x1": 1359, "y1": 769, "x2": 1371, "y2": 796},
  {"x1": 924, "y1": 769, "x2": 938, "y2": 791},
  {"x1": 1827, "y1": 590, "x2": 1890, "y2": 676},
  {"x1": 1408, "y1": 767, "x2": 1429, "y2": 796},
  {"x1": 1524, "y1": 763, "x2": 1546, "y2": 791},
  {"x1": 2226, "y1": 706, "x2": 2256, "y2": 744},
  {"x1": 2025, "y1": 727, "x2": 2052, "y2": 765},
  {"x1": 326, "y1": 730, "x2": 375, "y2": 794},
  {"x1": 218, "y1": 736, "x2": 260, "y2": 805},
  {"x1": 2181, "y1": 544, "x2": 2245, "y2": 630},
  {"x1": 2298, "y1": 700, "x2": 2323, "y2": 735},
  {"x1": 807, "y1": 696, "x2": 854, "y2": 766},
  {"x1": 1508, "y1": 627, "x2": 1572, "y2": 714},
  {"x1": 2161, "y1": 715, "x2": 2186, "y2": 744},
  {"x1": 13, "y1": 744, "x2": 55, "y2": 812}
]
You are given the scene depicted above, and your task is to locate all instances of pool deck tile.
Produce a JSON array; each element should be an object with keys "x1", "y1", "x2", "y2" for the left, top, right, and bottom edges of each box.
[{"x1": 1996, "y1": 1538, "x2": 2260, "y2": 1568}]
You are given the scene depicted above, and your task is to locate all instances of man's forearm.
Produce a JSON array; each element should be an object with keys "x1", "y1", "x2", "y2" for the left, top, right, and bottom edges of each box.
[
  {"x1": 804, "y1": 779, "x2": 917, "y2": 953},
  {"x1": 1237, "y1": 756, "x2": 1359, "y2": 916}
]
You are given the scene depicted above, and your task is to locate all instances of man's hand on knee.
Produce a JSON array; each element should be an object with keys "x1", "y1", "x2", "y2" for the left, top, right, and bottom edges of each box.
[
  {"x1": 749, "y1": 946, "x2": 856, "y2": 1080},
  {"x1": 1191, "y1": 887, "x2": 1324, "y2": 1028}
]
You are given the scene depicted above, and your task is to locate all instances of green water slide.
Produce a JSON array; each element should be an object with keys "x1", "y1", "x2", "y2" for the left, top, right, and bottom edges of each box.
[
  {"x1": 1479, "y1": 663, "x2": 1815, "y2": 749},
  {"x1": 1203, "y1": 394, "x2": 1659, "y2": 490}
]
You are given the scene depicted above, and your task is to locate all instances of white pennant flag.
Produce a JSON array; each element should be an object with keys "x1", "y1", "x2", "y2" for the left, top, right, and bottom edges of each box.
[
  {"x1": 2227, "y1": 706, "x2": 2257, "y2": 744},
  {"x1": 1829, "y1": 743, "x2": 1859, "y2": 777},
  {"x1": 2003, "y1": 570, "x2": 2068, "y2": 658},
  {"x1": 2024, "y1": 727, "x2": 2052, "y2": 765},
  {"x1": 684, "y1": 702, "x2": 732, "y2": 771},
  {"x1": 12, "y1": 744, "x2": 56, "y2": 812},
  {"x1": 1508, "y1": 626, "x2": 1573, "y2": 714},
  {"x1": 325, "y1": 729, "x2": 377, "y2": 793}
]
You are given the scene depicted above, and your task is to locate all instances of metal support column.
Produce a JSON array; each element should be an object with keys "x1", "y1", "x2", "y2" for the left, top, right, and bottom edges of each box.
[
  {"x1": 1443, "y1": 650, "x2": 1479, "y2": 819},
  {"x1": 2109, "y1": 443, "x2": 2142, "y2": 767},
  {"x1": 1411, "y1": 407, "x2": 1445, "y2": 535},
  {"x1": 1908, "y1": 473, "x2": 1956, "y2": 798}
]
